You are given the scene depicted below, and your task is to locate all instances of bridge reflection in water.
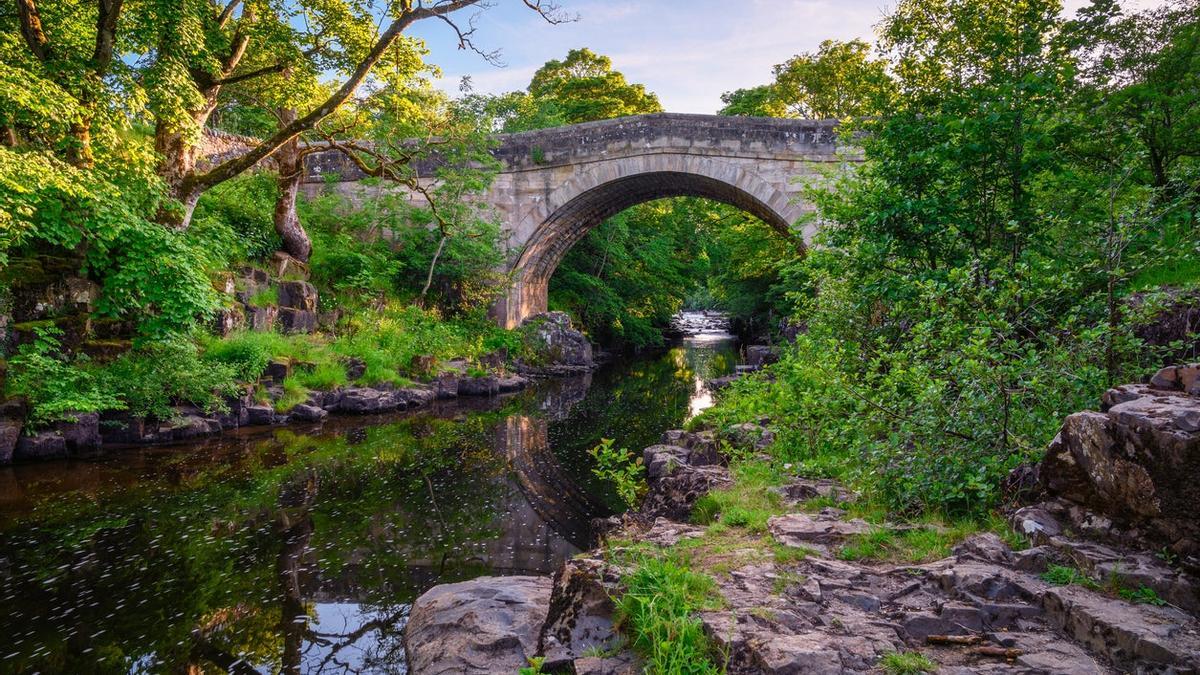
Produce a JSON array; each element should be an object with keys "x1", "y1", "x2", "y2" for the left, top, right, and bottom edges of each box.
[{"x1": 0, "y1": 329, "x2": 738, "y2": 674}]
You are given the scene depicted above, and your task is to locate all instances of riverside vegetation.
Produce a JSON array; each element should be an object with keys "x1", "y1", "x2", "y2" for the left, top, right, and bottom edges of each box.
[
  {"x1": 2, "y1": 0, "x2": 1200, "y2": 673},
  {"x1": 563, "y1": 0, "x2": 1200, "y2": 672}
]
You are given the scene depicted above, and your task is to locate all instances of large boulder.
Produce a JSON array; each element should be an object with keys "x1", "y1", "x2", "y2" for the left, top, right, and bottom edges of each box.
[
  {"x1": 56, "y1": 412, "x2": 101, "y2": 455},
  {"x1": 519, "y1": 312, "x2": 594, "y2": 375},
  {"x1": 404, "y1": 576, "x2": 551, "y2": 675},
  {"x1": 538, "y1": 558, "x2": 628, "y2": 670},
  {"x1": 640, "y1": 448, "x2": 732, "y2": 521},
  {"x1": 1038, "y1": 366, "x2": 1200, "y2": 559}
]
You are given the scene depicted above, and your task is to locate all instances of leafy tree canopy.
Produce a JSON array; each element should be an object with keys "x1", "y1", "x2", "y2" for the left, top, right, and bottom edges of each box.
[{"x1": 719, "y1": 39, "x2": 895, "y2": 119}]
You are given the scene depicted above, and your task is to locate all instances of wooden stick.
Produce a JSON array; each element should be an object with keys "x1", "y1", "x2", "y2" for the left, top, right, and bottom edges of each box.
[
  {"x1": 971, "y1": 646, "x2": 1023, "y2": 659},
  {"x1": 926, "y1": 634, "x2": 984, "y2": 645}
]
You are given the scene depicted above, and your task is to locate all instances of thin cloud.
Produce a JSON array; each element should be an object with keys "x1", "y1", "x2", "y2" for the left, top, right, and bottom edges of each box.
[{"x1": 419, "y1": 0, "x2": 1169, "y2": 114}]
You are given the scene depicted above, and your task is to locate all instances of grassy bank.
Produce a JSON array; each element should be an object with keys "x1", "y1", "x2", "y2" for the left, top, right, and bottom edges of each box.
[{"x1": 4, "y1": 302, "x2": 522, "y2": 427}]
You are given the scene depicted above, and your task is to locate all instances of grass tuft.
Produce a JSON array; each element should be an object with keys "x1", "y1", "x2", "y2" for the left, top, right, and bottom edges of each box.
[
  {"x1": 692, "y1": 460, "x2": 787, "y2": 533},
  {"x1": 614, "y1": 556, "x2": 725, "y2": 675},
  {"x1": 879, "y1": 651, "x2": 937, "y2": 674}
]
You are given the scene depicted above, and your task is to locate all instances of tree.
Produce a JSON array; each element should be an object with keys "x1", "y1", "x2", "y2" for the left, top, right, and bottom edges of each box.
[
  {"x1": 717, "y1": 85, "x2": 787, "y2": 117},
  {"x1": 771, "y1": 39, "x2": 895, "y2": 119},
  {"x1": 718, "y1": 39, "x2": 895, "y2": 120},
  {"x1": 145, "y1": 0, "x2": 565, "y2": 228},
  {"x1": 7, "y1": 0, "x2": 566, "y2": 229},
  {"x1": 1068, "y1": 0, "x2": 1200, "y2": 190},
  {"x1": 515, "y1": 47, "x2": 662, "y2": 127}
]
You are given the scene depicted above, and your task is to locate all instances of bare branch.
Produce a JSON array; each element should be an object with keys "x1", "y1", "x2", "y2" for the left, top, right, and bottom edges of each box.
[
  {"x1": 521, "y1": 0, "x2": 573, "y2": 24},
  {"x1": 191, "y1": 0, "x2": 484, "y2": 191},
  {"x1": 216, "y1": 0, "x2": 241, "y2": 29},
  {"x1": 435, "y1": 12, "x2": 502, "y2": 65}
]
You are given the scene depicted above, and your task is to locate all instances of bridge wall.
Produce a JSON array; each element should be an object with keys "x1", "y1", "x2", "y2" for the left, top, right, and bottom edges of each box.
[{"x1": 301, "y1": 113, "x2": 859, "y2": 328}]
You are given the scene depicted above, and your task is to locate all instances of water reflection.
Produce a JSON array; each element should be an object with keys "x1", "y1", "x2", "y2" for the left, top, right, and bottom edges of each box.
[{"x1": 0, "y1": 326, "x2": 737, "y2": 674}]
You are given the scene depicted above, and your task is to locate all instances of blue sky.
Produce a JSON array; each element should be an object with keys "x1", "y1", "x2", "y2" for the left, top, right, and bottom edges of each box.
[{"x1": 407, "y1": 0, "x2": 1145, "y2": 114}]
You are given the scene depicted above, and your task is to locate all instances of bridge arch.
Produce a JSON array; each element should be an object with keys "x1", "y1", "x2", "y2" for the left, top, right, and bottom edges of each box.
[{"x1": 494, "y1": 153, "x2": 810, "y2": 328}]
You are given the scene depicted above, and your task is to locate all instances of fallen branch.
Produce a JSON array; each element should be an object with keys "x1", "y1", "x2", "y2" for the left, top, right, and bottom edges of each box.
[{"x1": 926, "y1": 634, "x2": 983, "y2": 645}]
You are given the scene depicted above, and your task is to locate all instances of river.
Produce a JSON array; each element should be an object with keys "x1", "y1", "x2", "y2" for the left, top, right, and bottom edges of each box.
[{"x1": 0, "y1": 312, "x2": 737, "y2": 674}]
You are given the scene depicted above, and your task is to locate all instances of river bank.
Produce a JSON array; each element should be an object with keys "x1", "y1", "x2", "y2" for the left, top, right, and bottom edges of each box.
[
  {"x1": 402, "y1": 368, "x2": 1200, "y2": 674},
  {"x1": 0, "y1": 310, "x2": 602, "y2": 464},
  {"x1": 0, "y1": 314, "x2": 743, "y2": 673}
]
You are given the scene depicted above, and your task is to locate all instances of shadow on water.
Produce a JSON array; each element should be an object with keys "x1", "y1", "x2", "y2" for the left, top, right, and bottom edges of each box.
[{"x1": 0, "y1": 314, "x2": 737, "y2": 674}]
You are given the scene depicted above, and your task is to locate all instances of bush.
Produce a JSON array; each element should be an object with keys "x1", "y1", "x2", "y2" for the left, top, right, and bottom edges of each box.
[
  {"x1": 101, "y1": 339, "x2": 240, "y2": 420},
  {"x1": 696, "y1": 284, "x2": 1113, "y2": 519},
  {"x1": 201, "y1": 331, "x2": 279, "y2": 381},
  {"x1": 588, "y1": 438, "x2": 646, "y2": 509},
  {"x1": 192, "y1": 174, "x2": 282, "y2": 262},
  {"x1": 4, "y1": 327, "x2": 123, "y2": 426}
]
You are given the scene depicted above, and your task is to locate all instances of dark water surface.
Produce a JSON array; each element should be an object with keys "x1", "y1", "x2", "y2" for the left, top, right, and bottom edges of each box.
[{"x1": 0, "y1": 318, "x2": 737, "y2": 674}]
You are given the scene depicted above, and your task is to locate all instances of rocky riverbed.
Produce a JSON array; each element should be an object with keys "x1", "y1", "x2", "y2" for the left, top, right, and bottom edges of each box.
[{"x1": 403, "y1": 367, "x2": 1200, "y2": 674}]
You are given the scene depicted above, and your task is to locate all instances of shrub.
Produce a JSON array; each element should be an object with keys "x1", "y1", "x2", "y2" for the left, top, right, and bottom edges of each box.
[
  {"x1": 588, "y1": 438, "x2": 647, "y2": 509},
  {"x1": 100, "y1": 338, "x2": 239, "y2": 419},
  {"x1": 4, "y1": 327, "x2": 122, "y2": 426},
  {"x1": 201, "y1": 331, "x2": 278, "y2": 382},
  {"x1": 879, "y1": 651, "x2": 937, "y2": 675},
  {"x1": 192, "y1": 174, "x2": 282, "y2": 262}
]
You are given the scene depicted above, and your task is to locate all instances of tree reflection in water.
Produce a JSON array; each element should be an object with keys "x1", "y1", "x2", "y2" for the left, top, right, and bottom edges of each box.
[{"x1": 0, "y1": 334, "x2": 737, "y2": 674}]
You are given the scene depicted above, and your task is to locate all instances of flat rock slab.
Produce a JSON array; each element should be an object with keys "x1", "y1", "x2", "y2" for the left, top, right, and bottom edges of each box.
[
  {"x1": 404, "y1": 575, "x2": 551, "y2": 675},
  {"x1": 1042, "y1": 583, "x2": 1200, "y2": 672},
  {"x1": 768, "y1": 512, "x2": 871, "y2": 547}
]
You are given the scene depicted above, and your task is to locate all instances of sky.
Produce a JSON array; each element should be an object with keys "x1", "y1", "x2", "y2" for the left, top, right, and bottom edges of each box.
[{"x1": 407, "y1": 0, "x2": 1160, "y2": 115}]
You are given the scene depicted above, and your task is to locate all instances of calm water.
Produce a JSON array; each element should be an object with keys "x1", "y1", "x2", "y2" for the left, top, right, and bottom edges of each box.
[{"x1": 0, "y1": 317, "x2": 737, "y2": 674}]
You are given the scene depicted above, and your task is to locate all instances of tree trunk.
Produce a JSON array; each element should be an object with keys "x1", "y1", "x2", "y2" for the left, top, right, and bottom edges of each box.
[
  {"x1": 273, "y1": 109, "x2": 312, "y2": 261},
  {"x1": 66, "y1": 118, "x2": 94, "y2": 168},
  {"x1": 155, "y1": 124, "x2": 204, "y2": 228}
]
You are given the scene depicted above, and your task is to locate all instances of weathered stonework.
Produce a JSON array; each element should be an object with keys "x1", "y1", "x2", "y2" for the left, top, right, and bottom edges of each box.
[{"x1": 301, "y1": 113, "x2": 859, "y2": 327}]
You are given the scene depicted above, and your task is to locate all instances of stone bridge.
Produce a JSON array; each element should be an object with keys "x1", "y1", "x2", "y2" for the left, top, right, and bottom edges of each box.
[{"x1": 303, "y1": 113, "x2": 856, "y2": 328}]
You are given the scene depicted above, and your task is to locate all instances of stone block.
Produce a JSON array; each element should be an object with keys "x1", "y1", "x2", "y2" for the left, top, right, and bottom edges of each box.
[
  {"x1": 276, "y1": 280, "x2": 318, "y2": 311},
  {"x1": 458, "y1": 376, "x2": 499, "y2": 397},
  {"x1": 290, "y1": 404, "x2": 328, "y2": 423},
  {"x1": 14, "y1": 431, "x2": 67, "y2": 461},
  {"x1": 277, "y1": 308, "x2": 317, "y2": 334}
]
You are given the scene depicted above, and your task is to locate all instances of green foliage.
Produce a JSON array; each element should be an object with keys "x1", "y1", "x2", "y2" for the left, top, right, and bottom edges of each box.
[
  {"x1": 192, "y1": 174, "x2": 282, "y2": 262},
  {"x1": 4, "y1": 327, "x2": 122, "y2": 426},
  {"x1": 100, "y1": 339, "x2": 239, "y2": 420},
  {"x1": 519, "y1": 657, "x2": 547, "y2": 675},
  {"x1": 719, "y1": 39, "x2": 895, "y2": 119},
  {"x1": 879, "y1": 651, "x2": 937, "y2": 675},
  {"x1": 528, "y1": 48, "x2": 663, "y2": 123},
  {"x1": 588, "y1": 438, "x2": 647, "y2": 509},
  {"x1": 488, "y1": 48, "x2": 662, "y2": 131},
  {"x1": 718, "y1": 85, "x2": 786, "y2": 117},
  {"x1": 700, "y1": 0, "x2": 1200, "y2": 521},
  {"x1": 613, "y1": 556, "x2": 724, "y2": 674},
  {"x1": 550, "y1": 200, "x2": 707, "y2": 346},
  {"x1": 837, "y1": 521, "x2": 977, "y2": 564},
  {"x1": 200, "y1": 331, "x2": 276, "y2": 382},
  {"x1": 300, "y1": 179, "x2": 504, "y2": 316},
  {"x1": 203, "y1": 304, "x2": 515, "y2": 396},
  {"x1": 0, "y1": 143, "x2": 225, "y2": 338},
  {"x1": 1117, "y1": 585, "x2": 1167, "y2": 606}
]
